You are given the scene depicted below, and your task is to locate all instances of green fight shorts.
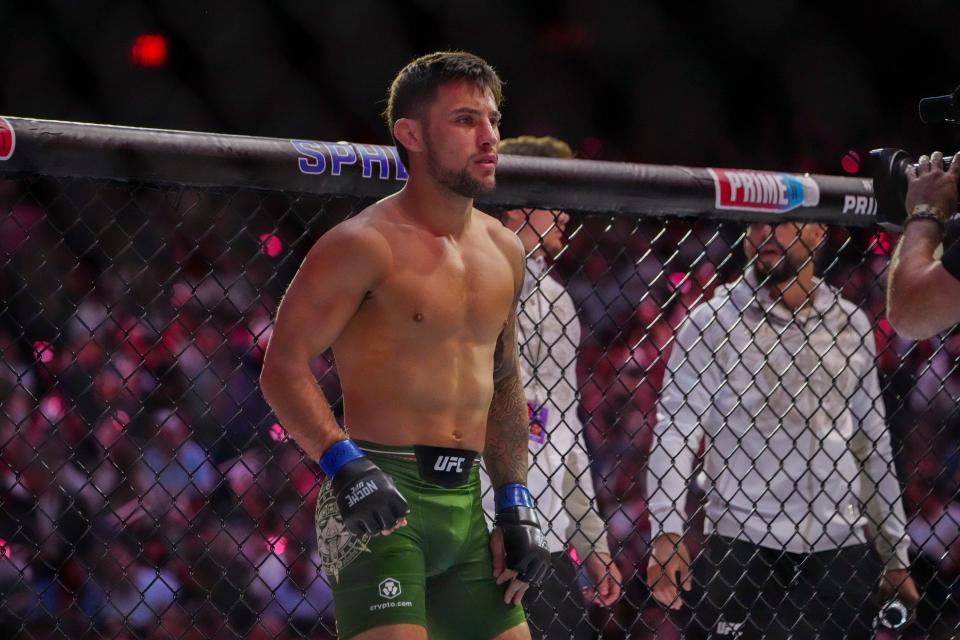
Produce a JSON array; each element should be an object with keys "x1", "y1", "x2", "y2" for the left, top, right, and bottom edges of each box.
[{"x1": 314, "y1": 440, "x2": 527, "y2": 639}]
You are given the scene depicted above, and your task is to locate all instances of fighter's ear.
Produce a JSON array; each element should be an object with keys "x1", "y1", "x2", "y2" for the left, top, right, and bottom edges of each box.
[{"x1": 393, "y1": 118, "x2": 425, "y2": 155}]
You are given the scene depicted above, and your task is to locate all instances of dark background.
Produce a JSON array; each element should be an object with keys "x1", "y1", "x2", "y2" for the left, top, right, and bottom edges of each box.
[{"x1": 2, "y1": 0, "x2": 959, "y2": 172}]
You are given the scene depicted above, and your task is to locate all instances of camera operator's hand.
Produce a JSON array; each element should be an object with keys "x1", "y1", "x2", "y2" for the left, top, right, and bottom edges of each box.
[
  {"x1": 905, "y1": 151, "x2": 960, "y2": 219},
  {"x1": 888, "y1": 149, "x2": 960, "y2": 340}
]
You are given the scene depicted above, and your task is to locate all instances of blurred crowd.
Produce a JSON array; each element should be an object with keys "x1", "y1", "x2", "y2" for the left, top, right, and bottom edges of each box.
[
  {"x1": 1, "y1": 179, "x2": 960, "y2": 639},
  {"x1": 0, "y1": 181, "x2": 340, "y2": 639}
]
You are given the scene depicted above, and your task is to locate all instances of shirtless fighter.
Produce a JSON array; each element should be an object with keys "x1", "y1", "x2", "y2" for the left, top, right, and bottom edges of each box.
[{"x1": 260, "y1": 51, "x2": 551, "y2": 639}]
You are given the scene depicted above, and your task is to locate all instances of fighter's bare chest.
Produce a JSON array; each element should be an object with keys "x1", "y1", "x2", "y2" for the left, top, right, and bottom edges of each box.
[{"x1": 376, "y1": 241, "x2": 515, "y2": 339}]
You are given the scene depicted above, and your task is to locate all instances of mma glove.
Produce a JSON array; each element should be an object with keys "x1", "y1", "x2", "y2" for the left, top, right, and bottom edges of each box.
[
  {"x1": 320, "y1": 439, "x2": 409, "y2": 536},
  {"x1": 494, "y1": 483, "x2": 551, "y2": 585}
]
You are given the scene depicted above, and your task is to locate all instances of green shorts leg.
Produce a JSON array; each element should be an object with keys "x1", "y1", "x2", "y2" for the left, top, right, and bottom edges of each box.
[
  {"x1": 424, "y1": 477, "x2": 526, "y2": 640},
  {"x1": 316, "y1": 481, "x2": 427, "y2": 639},
  {"x1": 425, "y1": 547, "x2": 527, "y2": 639},
  {"x1": 316, "y1": 444, "x2": 526, "y2": 639}
]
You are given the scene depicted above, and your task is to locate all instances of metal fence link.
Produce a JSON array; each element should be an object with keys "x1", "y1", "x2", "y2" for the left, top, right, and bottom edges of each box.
[{"x1": 1, "y1": 174, "x2": 958, "y2": 639}]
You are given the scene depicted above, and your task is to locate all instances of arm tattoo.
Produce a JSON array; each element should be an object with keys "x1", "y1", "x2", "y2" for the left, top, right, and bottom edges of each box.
[{"x1": 485, "y1": 308, "x2": 529, "y2": 489}]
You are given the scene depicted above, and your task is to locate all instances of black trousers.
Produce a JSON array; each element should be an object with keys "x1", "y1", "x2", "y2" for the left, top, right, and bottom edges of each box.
[
  {"x1": 524, "y1": 551, "x2": 597, "y2": 640},
  {"x1": 686, "y1": 535, "x2": 882, "y2": 640}
]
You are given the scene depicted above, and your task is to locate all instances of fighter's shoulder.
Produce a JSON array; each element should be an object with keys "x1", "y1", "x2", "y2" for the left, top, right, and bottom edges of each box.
[
  {"x1": 477, "y1": 210, "x2": 524, "y2": 267},
  {"x1": 324, "y1": 202, "x2": 390, "y2": 250},
  {"x1": 310, "y1": 205, "x2": 393, "y2": 267}
]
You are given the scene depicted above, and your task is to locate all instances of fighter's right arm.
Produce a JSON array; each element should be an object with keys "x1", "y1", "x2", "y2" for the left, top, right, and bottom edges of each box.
[{"x1": 260, "y1": 222, "x2": 389, "y2": 460}]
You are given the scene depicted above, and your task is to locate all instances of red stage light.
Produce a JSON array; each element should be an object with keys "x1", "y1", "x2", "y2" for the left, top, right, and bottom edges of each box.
[
  {"x1": 267, "y1": 535, "x2": 288, "y2": 555},
  {"x1": 259, "y1": 233, "x2": 283, "y2": 257},
  {"x1": 871, "y1": 231, "x2": 893, "y2": 255},
  {"x1": 33, "y1": 340, "x2": 54, "y2": 363},
  {"x1": 269, "y1": 423, "x2": 288, "y2": 442},
  {"x1": 131, "y1": 34, "x2": 168, "y2": 68},
  {"x1": 841, "y1": 150, "x2": 861, "y2": 174}
]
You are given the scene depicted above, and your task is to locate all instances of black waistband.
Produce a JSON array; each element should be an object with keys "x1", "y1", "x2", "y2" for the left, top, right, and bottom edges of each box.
[
  {"x1": 412, "y1": 445, "x2": 479, "y2": 488},
  {"x1": 354, "y1": 441, "x2": 480, "y2": 488}
]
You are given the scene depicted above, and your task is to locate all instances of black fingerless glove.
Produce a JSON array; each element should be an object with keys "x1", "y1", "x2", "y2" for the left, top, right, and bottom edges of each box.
[
  {"x1": 494, "y1": 483, "x2": 551, "y2": 585},
  {"x1": 320, "y1": 439, "x2": 409, "y2": 536}
]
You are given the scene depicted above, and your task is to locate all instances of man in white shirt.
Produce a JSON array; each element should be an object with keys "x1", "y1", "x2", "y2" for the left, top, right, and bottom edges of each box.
[
  {"x1": 646, "y1": 221, "x2": 919, "y2": 639},
  {"x1": 481, "y1": 136, "x2": 622, "y2": 639}
]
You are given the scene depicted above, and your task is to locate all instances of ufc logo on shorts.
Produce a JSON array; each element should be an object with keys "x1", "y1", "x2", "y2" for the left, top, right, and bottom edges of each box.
[{"x1": 433, "y1": 456, "x2": 465, "y2": 473}]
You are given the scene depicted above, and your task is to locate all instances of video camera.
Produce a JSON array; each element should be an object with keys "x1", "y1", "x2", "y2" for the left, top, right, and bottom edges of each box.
[{"x1": 869, "y1": 84, "x2": 960, "y2": 230}]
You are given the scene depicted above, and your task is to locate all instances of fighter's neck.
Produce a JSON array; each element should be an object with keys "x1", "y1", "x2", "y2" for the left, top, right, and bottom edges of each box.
[{"x1": 395, "y1": 178, "x2": 474, "y2": 237}]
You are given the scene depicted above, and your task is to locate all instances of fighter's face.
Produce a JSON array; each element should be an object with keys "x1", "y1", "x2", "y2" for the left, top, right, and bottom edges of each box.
[
  {"x1": 744, "y1": 222, "x2": 824, "y2": 285},
  {"x1": 422, "y1": 80, "x2": 500, "y2": 198}
]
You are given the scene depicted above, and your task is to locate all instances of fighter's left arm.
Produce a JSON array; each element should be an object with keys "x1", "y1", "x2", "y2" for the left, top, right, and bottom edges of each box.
[
  {"x1": 486, "y1": 234, "x2": 551, "y2": 603},
  {"x1": 485, "y1": 237, "x2": 529, "y2": 490}
]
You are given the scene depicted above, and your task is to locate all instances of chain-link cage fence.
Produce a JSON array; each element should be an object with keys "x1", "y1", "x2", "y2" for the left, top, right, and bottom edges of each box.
[{"x1": 1, "y1": 120, "x2": 958, "y2": 640}]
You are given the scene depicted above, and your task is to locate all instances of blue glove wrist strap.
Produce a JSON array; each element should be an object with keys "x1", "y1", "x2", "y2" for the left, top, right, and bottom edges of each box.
[
  {"x1": 319, "y1": 439, "x2": 365, "y2": 477},
  {"x1": 495, "y1": 483, "x2": 535, "y2": 510}
]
